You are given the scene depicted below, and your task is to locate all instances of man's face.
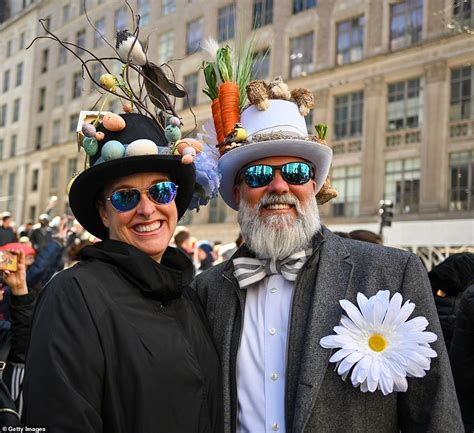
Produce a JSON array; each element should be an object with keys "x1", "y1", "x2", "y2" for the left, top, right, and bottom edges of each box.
[
  {"x1": 233, "y1": 155, "x2": 320, "y2": 259},
  {"x1": 233, "y1": 155, "x2": 317, "y2": 220},
  {"x1": 2, "y1": 218, "x2": 10, "y2": 228}
]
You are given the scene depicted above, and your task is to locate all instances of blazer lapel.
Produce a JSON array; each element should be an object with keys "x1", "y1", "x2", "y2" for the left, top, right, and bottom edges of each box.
[{"x1": 293, "y1": 229, "x2": 353, "y2": 432}]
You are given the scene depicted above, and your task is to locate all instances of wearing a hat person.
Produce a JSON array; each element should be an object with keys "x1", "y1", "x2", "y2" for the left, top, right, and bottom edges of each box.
[
  {"x1": 29, "y1": 213, "x2": 53, "y2": 255},
  {"x1": 21, "y1": 16, "x2": 222, "y2": 433},
  {"x1": 192, "y1": 78, "x2": 462, "y2": 432},
  {"x1": 0, "y1": 212, "x2": 17, "y2": 247}
]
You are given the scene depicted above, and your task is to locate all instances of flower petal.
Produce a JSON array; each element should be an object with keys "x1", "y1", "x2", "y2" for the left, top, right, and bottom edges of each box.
[
  {"x1": 391, "y1": 300, "x2": 416, "y2": 327},
  {"x1": 399, "y1": 316, "x2": 428, "y2": 332},
  {"x1": 382, "y1": 292, "x2": 403, "y2": 329},
  {"x1": 329, "y1": 348, "x2": 353, "y2": 363},
  {"x1": 340, "y1": 300, "x2": 367, "y2": 330},
  {"x1": 393, "y1": 375, "x2": 408, "y2": 392}
]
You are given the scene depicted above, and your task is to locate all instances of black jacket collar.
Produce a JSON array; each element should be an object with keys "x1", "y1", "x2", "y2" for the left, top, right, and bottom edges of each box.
[{"x1": 81, "y1": 239, "x2": 194, "y2": 302}]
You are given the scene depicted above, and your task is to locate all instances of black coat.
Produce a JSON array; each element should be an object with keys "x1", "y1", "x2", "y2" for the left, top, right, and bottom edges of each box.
[
  {"x1": 450, "y1": 285, "x2": 474, "y2": 433},
  {"x1": 23, "y1": 239, "x2": 222, "y2": 433}
]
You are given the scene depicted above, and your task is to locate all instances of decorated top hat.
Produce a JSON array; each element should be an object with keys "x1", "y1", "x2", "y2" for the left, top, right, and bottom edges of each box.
[{"x1": 199, "y1": 43, "x2": 337, "y2": 211}]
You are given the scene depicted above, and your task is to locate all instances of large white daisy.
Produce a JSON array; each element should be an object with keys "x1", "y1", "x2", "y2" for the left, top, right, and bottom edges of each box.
[{"x1": 320, "y1": 290, "x2": 437, "y2": 395}]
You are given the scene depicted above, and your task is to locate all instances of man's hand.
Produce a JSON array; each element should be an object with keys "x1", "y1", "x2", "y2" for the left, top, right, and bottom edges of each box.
[{"x1": 3, "y1": 250, "x2": 28, "y2": 295}]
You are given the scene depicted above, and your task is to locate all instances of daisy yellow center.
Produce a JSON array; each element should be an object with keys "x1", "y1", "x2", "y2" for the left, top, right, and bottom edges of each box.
[{"x1": 368, "y1": 334, "x2": 387, "y2": 352}]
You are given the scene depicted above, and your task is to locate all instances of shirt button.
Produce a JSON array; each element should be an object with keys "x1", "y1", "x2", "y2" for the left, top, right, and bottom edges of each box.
[
  {"x1": 270, "y1": 288, "x2": 277, "y2": 293},
  {"x1": 271, "y1": 372, "x2": 278, "y2": 381},
  {"x1": 269, "y1": 328, "x2": 277, "y2": 335},
  {"x1": 272, "y1": 423, "x2": 279, "y2": 431}
]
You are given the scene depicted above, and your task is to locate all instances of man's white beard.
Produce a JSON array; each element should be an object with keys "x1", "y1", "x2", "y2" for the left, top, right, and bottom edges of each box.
[{"x1": 237, "y1": 192, "x2": 321, "y2": 260}]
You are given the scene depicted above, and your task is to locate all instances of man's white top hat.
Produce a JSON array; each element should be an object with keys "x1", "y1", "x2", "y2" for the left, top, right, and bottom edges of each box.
[{"x1": 218, "y1": 100, "x2": 333, "y2": 210}]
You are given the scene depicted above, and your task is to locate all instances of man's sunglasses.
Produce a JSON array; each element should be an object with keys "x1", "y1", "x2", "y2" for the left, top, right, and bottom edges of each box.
[
  {"x1": 240, "y1": 162, "x2": 314, "y2": 188},
  {"x1": 106, "y1": 181, "x2": 178, "y2": 212}
]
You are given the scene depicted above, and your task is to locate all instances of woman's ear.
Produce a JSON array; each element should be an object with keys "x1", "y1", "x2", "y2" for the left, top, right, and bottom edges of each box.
[{"x1": 96, "y1": 200, "x2": 110, "y2": 228}]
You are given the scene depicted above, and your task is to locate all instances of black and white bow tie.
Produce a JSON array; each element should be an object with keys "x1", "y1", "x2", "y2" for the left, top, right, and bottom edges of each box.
[{"x1": 233, "y1": 249, "x2": 312, "y2": 289}]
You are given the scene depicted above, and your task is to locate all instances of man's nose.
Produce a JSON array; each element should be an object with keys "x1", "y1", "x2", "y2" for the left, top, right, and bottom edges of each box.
[{"x1": 266, "y1": 170, "x2": 289, "y2": 194}]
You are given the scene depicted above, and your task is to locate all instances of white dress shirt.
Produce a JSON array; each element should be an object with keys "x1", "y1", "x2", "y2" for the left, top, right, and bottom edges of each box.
[{"x1": 236, "y1": 274, "x2": 293, "y2": 433}]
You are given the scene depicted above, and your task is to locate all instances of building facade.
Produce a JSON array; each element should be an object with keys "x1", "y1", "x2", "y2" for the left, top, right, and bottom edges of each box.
[{"x1": 0, "y1": 0, "x2": 473, "y2": 257}]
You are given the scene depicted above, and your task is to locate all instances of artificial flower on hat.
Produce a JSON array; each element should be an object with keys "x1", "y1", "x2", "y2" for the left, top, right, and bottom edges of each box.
[
  {"x1": 320, "y1": 290, "x2": 438, "y2": 395},
  {"x1": 199, "y1": 39, "x2": 338, "y2": 209}
]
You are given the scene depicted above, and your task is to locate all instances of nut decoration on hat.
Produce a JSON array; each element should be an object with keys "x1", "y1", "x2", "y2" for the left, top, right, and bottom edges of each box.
[
  {"x1": 32, "y1": 7, "x2": 219, "y2": 240},
  {"x1": 199, "y1": 40, "x2": 337, "y2": 210}
]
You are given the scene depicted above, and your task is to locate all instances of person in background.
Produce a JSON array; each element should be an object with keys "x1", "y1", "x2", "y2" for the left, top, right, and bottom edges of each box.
[
  {"x1": 1, "y1": 250, "x2": 36, "y2": 418},
  {"x1": 428, "y1": 253, "x2": 474, "y2": 350},
  {"x1": 450, "y1": 279, "x2": 474, "y2": 433},
  {"x1": 29, "y1": 214, "x2": 53, "y2": 255},
  {"x1": 196, "y1": 240, "x2": 216, "y2": 273},
  {"x1": 173, "y1": 227, "x2": 194, "y2": 261},
  {"x1": 349, "y1": 229, "x2": 383, "y2": 245},
  {"x1": 0, "y1": 213, "x2": 17, "y2": 247}
]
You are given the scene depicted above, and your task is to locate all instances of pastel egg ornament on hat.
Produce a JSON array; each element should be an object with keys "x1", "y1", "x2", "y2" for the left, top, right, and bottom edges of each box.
[
  {"x1": 69, "y1": 112, "x2": 196, "y2": 240},
  {"x1": 217, "y1": 99, "x2": 333, "y2": 210}
]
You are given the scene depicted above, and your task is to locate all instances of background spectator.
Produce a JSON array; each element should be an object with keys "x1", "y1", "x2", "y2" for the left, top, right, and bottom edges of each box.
[{"x1": 0, "y1": 213, "x2": 17, "y2": 247}]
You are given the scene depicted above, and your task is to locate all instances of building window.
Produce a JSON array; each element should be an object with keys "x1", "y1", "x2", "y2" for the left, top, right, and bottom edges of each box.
[
  {"x1": 0, "y1": 104, "x2": 7, "y2": 127},
  {"x1": 186, "y1": 18, "x2": 203, "y2": 54},
  {"x1": 450, "y1": 65, "x2": 473, "y2": 120},
  {"x1": 184, "y1": 72, "x2": 199, "y2": 106},
  {"x1": 19, "y1": 32, "x2": 25, "y2": 50},
  {"x1": 6, "y1": 40, "x2": 12, "y2": 58},
  {"x1": 218, "y1": 4, "x2": 236, "y2": 42},
  {"x1": 450, "y1": 151, "x2": 474, "y2": 211},
  {"x1": 28, "y1": 205, "x2": 36, "y2": 222},
  {"x1": 38, "y1": 87, "x2": 46, "y2": 112},
  {"x1": 0, "y1": 140, "x2": 3, "y2": 160},
  {"x1": 75, "y1": 29, "x2": 86, "y2": 55},
  {"x1": 138, "y1": 0, "x2": 151, "y2": 26},
  {"x1": 72, "y1": 72, "x2": 83, "y2": 99},
  {"x1": 208, "y1": 197, "x2": 227, "y2": 223},
  {"x1": 334, "y1": 91, "x2": 364, "y2": 139},
  {"x1": 91, "y1": 63, "x2": 102, "y2": 91},
  {"x1": 162, "y1": 0, "x2": 176, "y2": 16},
  {"x1": 78, "y1": 0, "x2": 85, "y2": 15},
  {"x1": 55, "y1": 79, "x2": 65, "y2": 106},
  {"x1": 67, "y1": 158, "x2": 77, "y2": 178},
  {"x1": 336, "y1": 16, "x2": 364, "y2": 66},
  {"x1": 251, "y1": 48, "x2": 271, "y2": 80},
  {"x1": 63, "y1": 4, "x2": 70, "y2": 24},
  {"x1": 331, "y1": 166, "x2": 361, "y2": 217},
  {"x1": 115, "y1": 7, "x2": 128, "y2": 32},
  {"x1": 387, "y1": 78, "x2": 422, "y2": 130},
  {"x1": 58, "y1": 42, "x2": 67, "y2": 65},
  {"x1": 12, "y1": 98, "x2": 20, "y2": 123},
  {"x1": 253, "y1": 0, "x2": 273, "y2": 28},
  {"x1": 159, "y1": 31, "x2": 174, "y2": 64},
  {"x1": 2, "y1": 70, "x2": 10, "y2": 93},
  {"x1": 69, "y1": 114, "x2": 78, "y2": 133},
  {"x1": 293, "y1": 0, "x2": 316, "y2": 14},
  {"x1": 15, "y1": 63, "x2": 23, "y2": 87},
  {"x1": 35, "y1": 125, "x2": 43, "y2": 150},
  {"x1": 50, "y1": 162, "x2": 60, "y2": 195},
  {"x1": 41, "y1": 48, "x2": 49, "y2": 73},
  {"x1": 385, "y1": 158, "x2": 420, "y2": 214},
  {"x1": 7, "y1": 173, "x2": 16, "y2": 213},
  {"x1": 31, "y1": 169, "x2": 39, "y2": 192},
  {"x1": 43, "y1": 16, "x2": 51, "y2": 33},
  {"x1": 52, "y1": 119, "x2": 62, "y2": 145},
  {"x1": 390, "y1": 0, "x2": 423, "y2": 50},
  {"x1": 10, "y1": 135, "x2": 17, "y2": 157},
  {"x1": 289, "y1": 32, "x2": 314, "y2": 79},
  {"x1": 453, "y1": 0, "x2": 473, "y2": 29},
  {"x1": 94, "y1": 18, "x2": 105, "y2": 47}
]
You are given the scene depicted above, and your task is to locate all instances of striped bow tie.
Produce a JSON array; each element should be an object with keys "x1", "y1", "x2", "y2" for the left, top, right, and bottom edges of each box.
[{"x1": 233, "y1": 249, "x2": 312, "y2": 289}]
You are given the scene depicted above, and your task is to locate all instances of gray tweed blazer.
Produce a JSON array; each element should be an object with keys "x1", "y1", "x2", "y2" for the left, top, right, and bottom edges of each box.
[{"x1": 193, "y1": 227, "x2": 463, "y2": 433}]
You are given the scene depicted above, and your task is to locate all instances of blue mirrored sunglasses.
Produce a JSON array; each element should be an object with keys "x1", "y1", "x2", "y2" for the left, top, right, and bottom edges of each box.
[
  {"x1": 106, "y1": 181, "x2": 178, "y2": 212},
  {"x1": 242, "y1": 162, "x2": 314, "y2": 188}
]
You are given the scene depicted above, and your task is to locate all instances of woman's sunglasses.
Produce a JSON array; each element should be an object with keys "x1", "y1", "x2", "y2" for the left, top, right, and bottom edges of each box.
[
  {"x1": 106, "y1": 181, "x2": 178, "y2": 212},
  {"x1": 241, "y1": 162, "x2": 314, "y2": 188}
]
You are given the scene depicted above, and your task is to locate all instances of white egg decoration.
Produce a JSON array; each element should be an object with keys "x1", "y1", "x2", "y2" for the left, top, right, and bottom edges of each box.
[
  {"x1": 126, "y1": 139, "x2": 158, "y2": 156},
  {"x1": 182, "y1": 146, "x2": 197, "y2": 157}
]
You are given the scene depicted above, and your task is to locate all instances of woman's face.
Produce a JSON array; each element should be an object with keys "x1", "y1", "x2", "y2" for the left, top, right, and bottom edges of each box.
[{"x1": 98, "y1": 172, "x2": 178, "y2": 262}]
